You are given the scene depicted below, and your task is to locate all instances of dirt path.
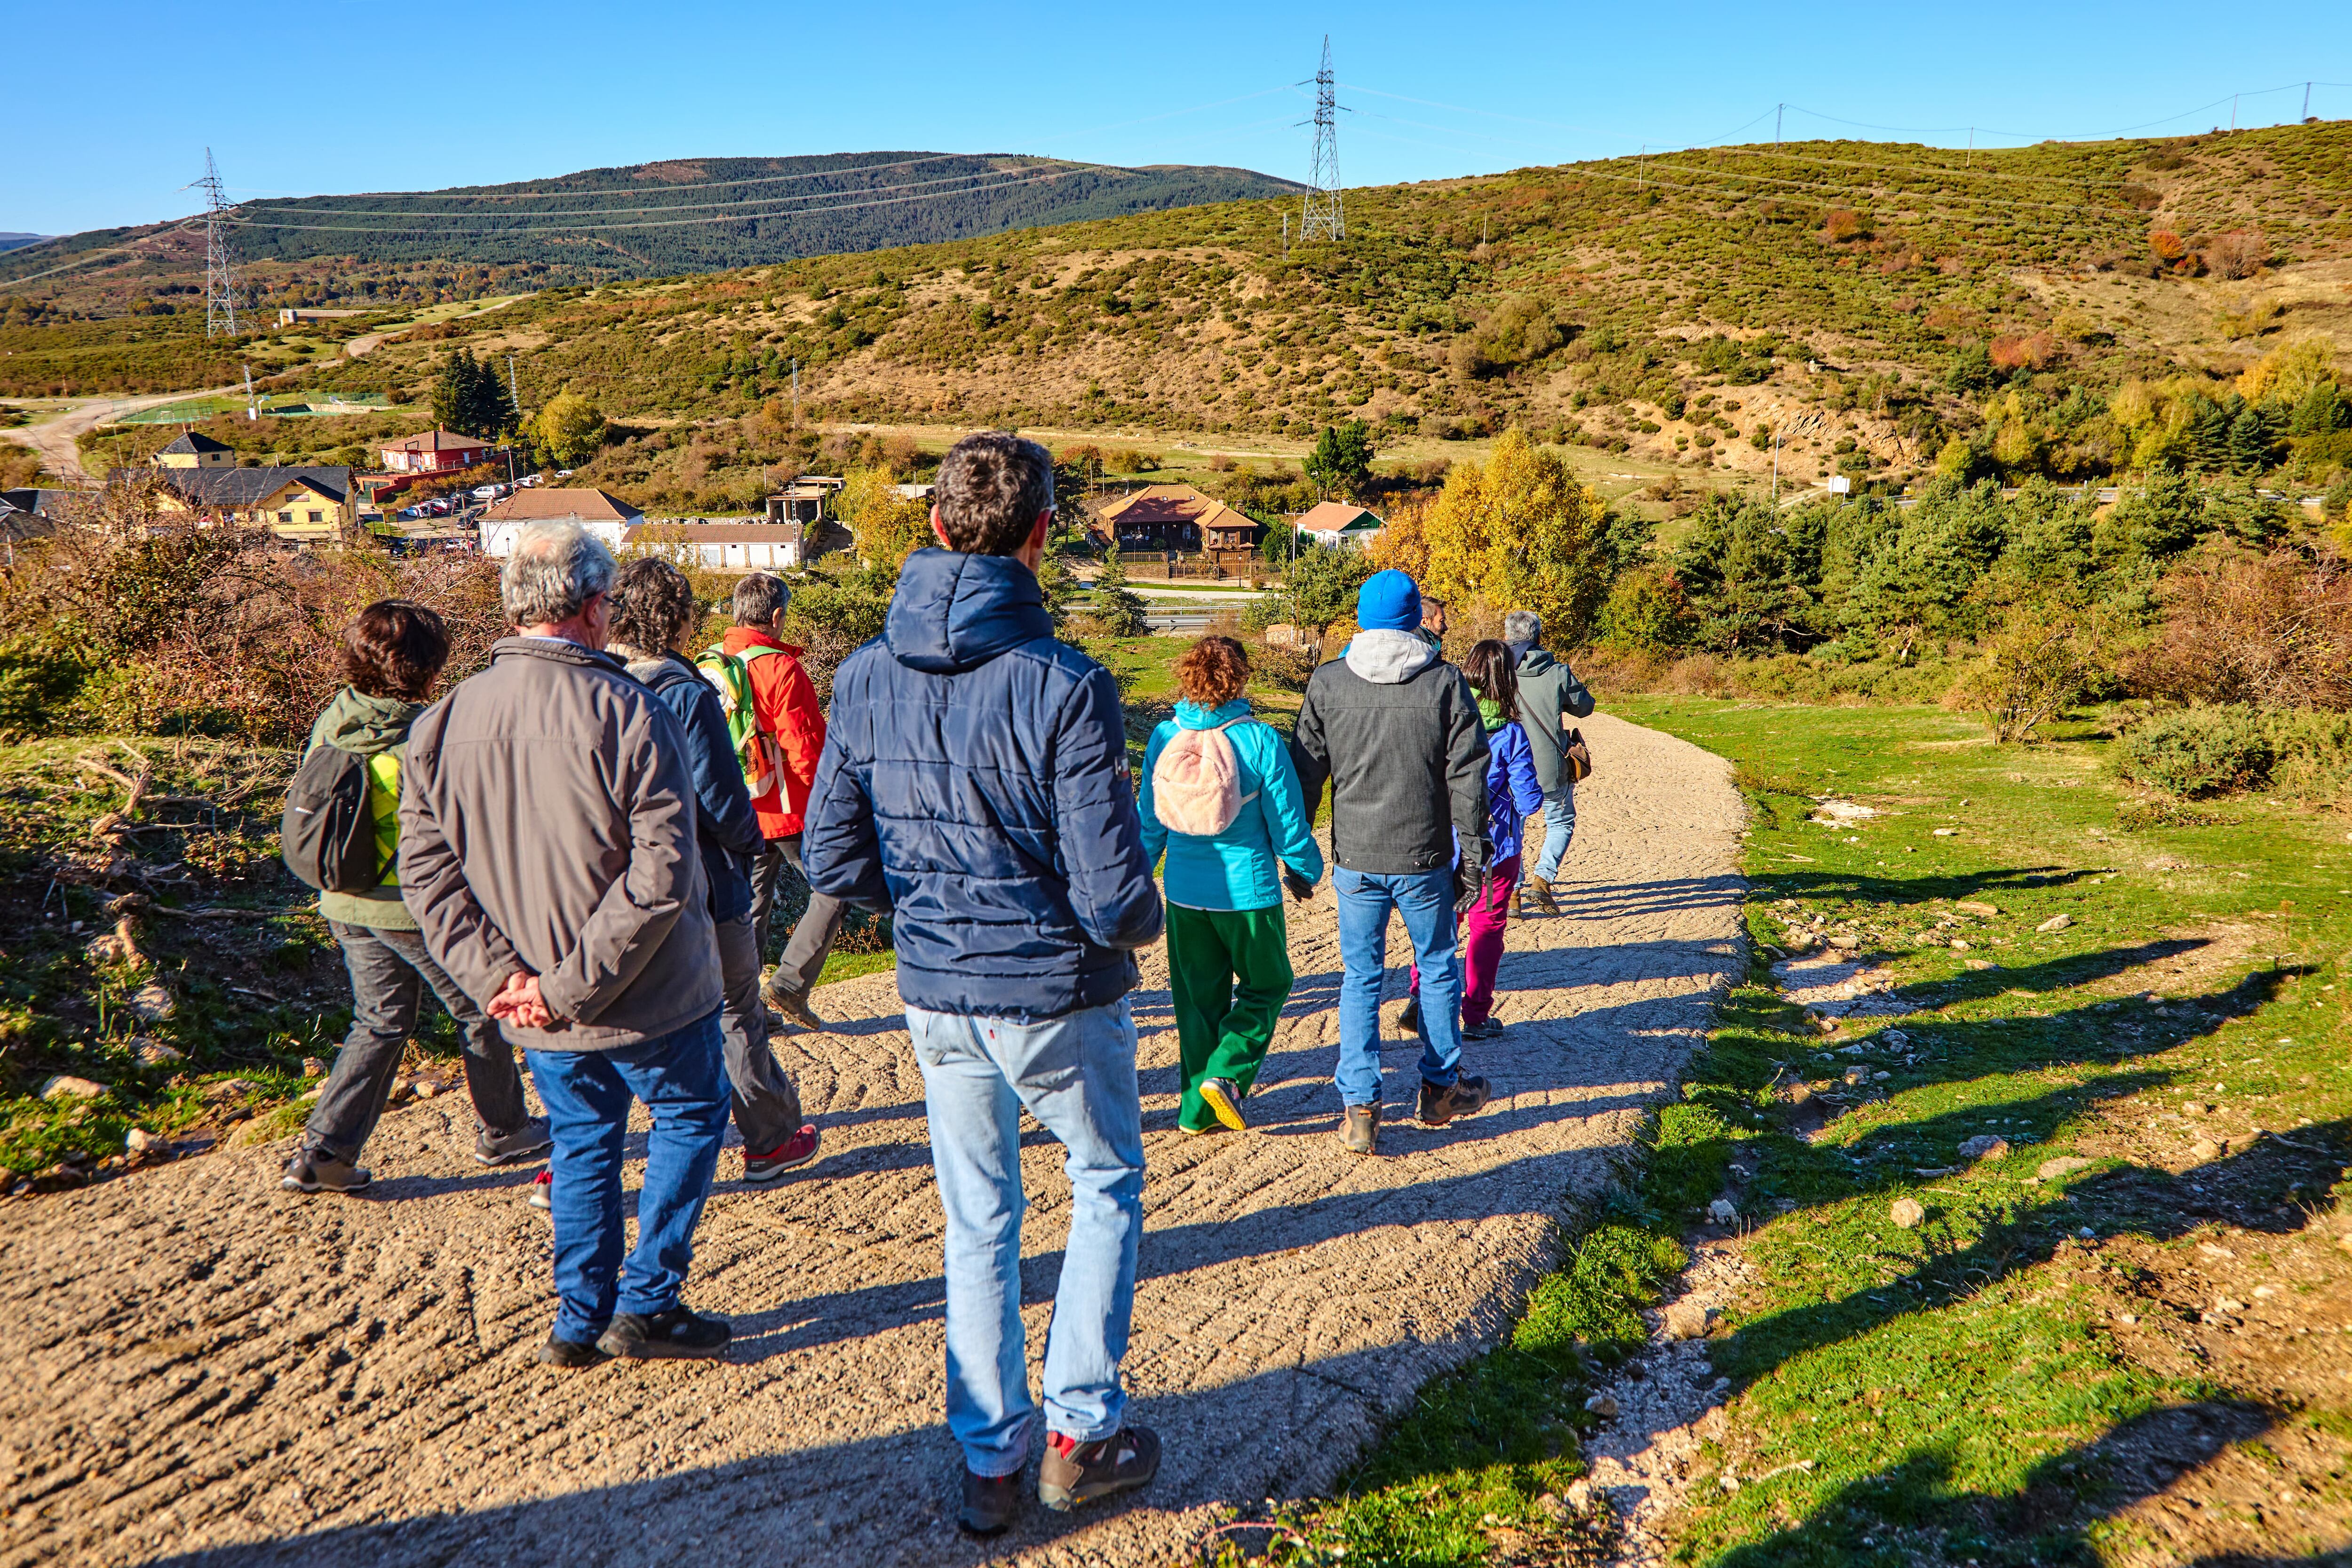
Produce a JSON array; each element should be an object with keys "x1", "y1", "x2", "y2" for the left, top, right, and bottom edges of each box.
[
  {"x1": 0, "y1": 711, "x2": 1745, "y2": 1568},
  {"x1": 1, "y1": 386, "x2": 239, "y2": 485}
]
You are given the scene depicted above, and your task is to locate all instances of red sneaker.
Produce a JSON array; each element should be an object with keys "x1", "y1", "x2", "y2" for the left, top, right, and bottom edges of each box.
[
  {"x1": 743, "y1": 1124, "x2": 821, "y2": 1183},
  {"x1": 527, "y1": 1170, "x2": 552, "y2": 1211}
]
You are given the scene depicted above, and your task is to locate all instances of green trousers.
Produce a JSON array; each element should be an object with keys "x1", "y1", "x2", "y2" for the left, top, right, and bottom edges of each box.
[{"x1": 1167, "y1": 902, "x2": 1294, "y2": 1132}]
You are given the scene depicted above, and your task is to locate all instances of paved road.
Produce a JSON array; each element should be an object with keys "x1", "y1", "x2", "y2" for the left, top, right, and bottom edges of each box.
[{"x1": 0, "y1": 711, "x2": 1745, "y2": 1568}]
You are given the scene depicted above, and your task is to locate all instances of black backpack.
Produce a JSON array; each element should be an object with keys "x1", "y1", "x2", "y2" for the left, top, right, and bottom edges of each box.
[{"x1": 281, "y1": 744, "x2": 379, "y2": 892}]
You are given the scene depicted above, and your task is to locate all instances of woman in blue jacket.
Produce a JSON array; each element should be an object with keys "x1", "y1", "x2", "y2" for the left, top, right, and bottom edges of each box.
[
  {"x1": 1139, "y1": 636, "x2": 1323, "y2": 1133},
  {"x1": 1456, "y1": 639, "x2": 1544, "y2": 1037}
]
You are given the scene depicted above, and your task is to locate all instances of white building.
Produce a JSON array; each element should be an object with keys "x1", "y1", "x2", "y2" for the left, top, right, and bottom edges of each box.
[
  {"x1": 622, "y1": 520, "x2": 807, "y2": 572},
  {"x1": 477, "y1": 488, "x2": 644, "y2": 557}
]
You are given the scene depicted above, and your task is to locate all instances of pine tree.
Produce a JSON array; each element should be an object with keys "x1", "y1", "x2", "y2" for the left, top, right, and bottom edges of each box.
[{"x1": 1093, "y1": 546, "x2": 1149, "y2": 637}]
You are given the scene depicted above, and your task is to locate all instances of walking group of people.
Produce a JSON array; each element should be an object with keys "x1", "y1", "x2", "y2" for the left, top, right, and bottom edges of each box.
[{"x1": 276, "y1": 432, "x2": 1591, "y2": 1536}]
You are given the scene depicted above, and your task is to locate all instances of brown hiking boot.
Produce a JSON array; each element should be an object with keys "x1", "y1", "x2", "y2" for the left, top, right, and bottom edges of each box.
[
  {"x1": 1338, "y1": 1102, "x2": 1380, "y2": 1154},
  {"x1": 1521, "y1": 874, "x2": 1559, "y2": 915},
  {"x1": 1038, "y1": 1425, "x2": 1160, "y2": 1513},
  {"x1": 1418, "y1": 1074, "x2": 1493, "y2": 1127},
  {"x1": 761, "y1": 974, "x2": 826, "y2": 1034}
]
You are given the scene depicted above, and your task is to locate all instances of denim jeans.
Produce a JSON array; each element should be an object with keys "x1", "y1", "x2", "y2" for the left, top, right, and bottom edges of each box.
[
  {"x1": 715, "y1": 911, "x2": 803, "y2": 1153},
  {"x1": 748, "y1": 835, "x2": 847, "y2": 994},
  {"x1": 306, "y1": 921, "x2": 528, "y2": 1164},
  {"x1": 526, "y1": 1012, "x2": 729, "y2": 1345},
  {"x1": 1333, "y1": 866, "x2": 1463, "y2": 1107},
  {"x1": 1533, "y1": 785, "x2": 1576, "y2": 883},
  {"x1": 906, "y1": 999, "x2": 1145, "y2": 1478}
]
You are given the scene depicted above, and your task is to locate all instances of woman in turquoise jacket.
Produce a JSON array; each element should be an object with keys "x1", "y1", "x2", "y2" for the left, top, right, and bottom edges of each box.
[{"x1": 1139, "y1": 636, "x2": 1324, "y2": 1133}]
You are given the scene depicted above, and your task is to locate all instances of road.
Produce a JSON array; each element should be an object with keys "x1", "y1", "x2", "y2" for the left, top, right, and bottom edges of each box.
[
  {"x1": 0, "y1": 296, "x2": 527, "y2": 487},
  {"x1": 0, "y1": 711, "x2": 1747, "y2": 1568}
]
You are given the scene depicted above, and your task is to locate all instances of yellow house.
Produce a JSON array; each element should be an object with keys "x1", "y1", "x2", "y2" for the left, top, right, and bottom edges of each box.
[
  {"x1": 148, "y1": 465, "x2": 356, "y2": 545},
  {"x1": 153, "y1": 431, "x2": 236, "y2": 470}
]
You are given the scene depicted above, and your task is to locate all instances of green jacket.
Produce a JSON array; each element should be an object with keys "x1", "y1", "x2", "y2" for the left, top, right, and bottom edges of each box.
[
  {"x1": 303, "y1": 687, "x2": 425, "y2": 931},
  {"x1": 1513, "y1": 645, "x2": 1596, "y2": 795}
]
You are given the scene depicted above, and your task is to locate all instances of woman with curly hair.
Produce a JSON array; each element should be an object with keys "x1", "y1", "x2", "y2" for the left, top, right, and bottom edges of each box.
[{"x1": 1137, "y1": 635, "x2": 1322, "y2": 1133}]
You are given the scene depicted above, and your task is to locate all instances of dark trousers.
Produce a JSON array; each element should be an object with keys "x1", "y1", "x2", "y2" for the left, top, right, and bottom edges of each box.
[
  {"x1": 748, "y1": 834, "x2": 847, "y2": 995},
  {"x1": 306, "y1": 921, "x2": 529, "y2": 1163},
  {"x1": 715, "y1": 910, "x2": 804, "y2": 1153}
]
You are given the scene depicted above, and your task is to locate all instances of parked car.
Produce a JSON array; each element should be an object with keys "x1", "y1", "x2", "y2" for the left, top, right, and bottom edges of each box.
[
  {"x1": 555, "y1": 469, "x2": 574, "y2": 478},
  {"x1": 472, "y1": 485, "x2": 501, "y2": 501},
  {"x1": 398, "y1": 506, "x2": 422, "y2": 520}
]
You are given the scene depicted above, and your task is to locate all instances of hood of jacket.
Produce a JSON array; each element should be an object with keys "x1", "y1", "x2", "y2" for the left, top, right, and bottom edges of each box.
[
  {"x1": 1173, "y1": 697, "x2": 1251, "y2": 729},
  {"x1": 885, "y1": 548, "x2": 1054, "y2": 675},
  {"x1": 317, "y1": 685, "x2": 424, "y2": 753},
  {"x1": 720, "y1": 625, "x2": 804, "y2": 659},
  {"x1": 1517, "y1": 645, "x2": 1558, "y2": 675},
  {"x1": 1345, "y1": 627, "x2": 1437, "y2": 685}
]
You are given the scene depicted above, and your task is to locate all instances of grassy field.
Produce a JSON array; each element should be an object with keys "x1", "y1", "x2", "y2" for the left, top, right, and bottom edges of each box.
[{"x1": 1271, "y1": 698, "x2": 2352, "y2": 1567}]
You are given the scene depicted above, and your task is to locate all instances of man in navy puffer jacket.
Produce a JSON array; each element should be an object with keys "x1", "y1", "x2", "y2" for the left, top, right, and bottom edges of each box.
[{"x1": 803, "y1": 432, "x2": 1164, "y2": 1534}]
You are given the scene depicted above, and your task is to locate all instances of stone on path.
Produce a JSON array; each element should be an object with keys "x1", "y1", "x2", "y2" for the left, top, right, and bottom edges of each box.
[
  {"x1": 2037, "y1": 913, "x2": 2074, "y2": 933},
  {"x1": 1890, "y1": 1198, "x2": 1926, "y2": 1230},
  {"x1": 0, "y1": 712, "x2": 1744, "y2": 1567},
  {"x1": 1958, "y1": 1134, "x2": 2011, "y2": 1161},
  {"x1": 39, "y1": 1075, "x2": 106, "y2": 1101},
  {"x1": 2036, "y1": 1155, "x2": 2090, "y2": 1180}
]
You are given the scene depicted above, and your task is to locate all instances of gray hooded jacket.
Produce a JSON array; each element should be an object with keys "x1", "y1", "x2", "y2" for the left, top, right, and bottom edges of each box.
[
  {"x1": 1290, "y1": 629, "x2": 1490, "y2": 876},
  {"x1": 398, "y1": 636, "x2": 720, "y2": 1051},
  {"x1": 1512, "y1": 644, "x2": 1596, "y2": 794}
]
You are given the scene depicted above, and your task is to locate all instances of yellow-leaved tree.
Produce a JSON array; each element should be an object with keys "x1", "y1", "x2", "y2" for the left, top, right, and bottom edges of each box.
[
  {"x1": 838, "y1": 466, "x2": 932, "y2": 585},
  {"x1": 1365, "y1": 494, "x2": 1432, "y2": 581},
  {"x1": 1417, "y1": 429, "x2": 1612, "y2": 643}
]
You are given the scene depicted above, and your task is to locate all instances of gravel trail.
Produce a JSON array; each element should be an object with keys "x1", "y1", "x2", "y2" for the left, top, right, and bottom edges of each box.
[{"x1": 0, "y1": 711, "x2": 1744, "y2": 1568}]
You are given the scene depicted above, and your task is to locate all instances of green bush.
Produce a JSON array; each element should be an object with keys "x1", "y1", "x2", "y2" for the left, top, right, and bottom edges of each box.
[{"x1": 2116, "y1": 706, "x2": 2275, "y2": 796}]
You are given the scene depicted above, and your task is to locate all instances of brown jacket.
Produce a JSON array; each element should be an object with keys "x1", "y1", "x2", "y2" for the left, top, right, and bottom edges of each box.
[{"x1": 399, "y1": 636, "x2": 720, "y2": 1051}]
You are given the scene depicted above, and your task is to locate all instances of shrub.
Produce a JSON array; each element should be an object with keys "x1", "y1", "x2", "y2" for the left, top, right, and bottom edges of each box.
[
  {"x1": 2116, "y1": 706, "x2": 2275, "y2": 796},
  {"x1": 1946, "y1": 602, "x2": 2106, "y2": 743},
  {"x1": 2128, "y1": 547, "x2": 2352, "y2": 710}
]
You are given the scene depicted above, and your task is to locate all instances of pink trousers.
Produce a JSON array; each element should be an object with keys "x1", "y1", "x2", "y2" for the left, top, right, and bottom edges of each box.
[{"x1": 1410, "y1": 853, "x2": 1520, "y2": 1025}]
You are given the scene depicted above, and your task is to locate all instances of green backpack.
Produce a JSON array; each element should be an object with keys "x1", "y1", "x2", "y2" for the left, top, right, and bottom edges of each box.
[{"x1": 696, "y1": 643, "x2": 784, "y2": 796}]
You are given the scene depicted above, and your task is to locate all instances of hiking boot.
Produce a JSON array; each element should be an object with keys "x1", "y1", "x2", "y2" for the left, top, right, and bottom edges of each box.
[
  {"x1": 1338, "y1": 1103, "x2": 1380, "y2": 1155},
  {"x1": 743, "y1": 1123, "x2": 820, "y2": 1182},
  {"x1": 762, "y1": 976, "x2": 826, "y2": 1034},
  {"x1": 527, "y1": 1169, "x2": 551, "y2": 1210},
  {"x1": 1419, "y1": 1075, "x2": 1494, "y2": 1127},
  {"x1": 1522, "y1": 874, "x2": 1560, "y2": 915},
  {"x1": 281, "y1": 1146, "x2": 369, "y2": 1194},
  {"x1": 535, "y1": 1333, "x2": 610, "y2": 1370},
  {"x1": 475, "y1": 1117, "x2": 553, "y2": 1166},
  {"x1": 1461, "y1": 1016, "x2": 1505, "y2": 1042},
  {"x1": 960, "y1": 1467, "x2": 1024, "y2": 1535},
  {"x1": 1395, "y1": 994, "x2": 1422, "y2": 1035},
  {"x1": 1038, "y1": 1425, "x2": 1160, "y2": 1513},
  {"x1": 1197, "y1": 1077, "x2": 1248, "y2": 1133},
  {"x1": 596, "y1": 1305, "x2": 732, "y2": 1361}
]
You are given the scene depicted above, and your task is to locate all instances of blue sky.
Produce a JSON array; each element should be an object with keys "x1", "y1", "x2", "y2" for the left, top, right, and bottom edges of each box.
[{"x1": 8, "y1": 0, "x2": 2348, "y2": 235}]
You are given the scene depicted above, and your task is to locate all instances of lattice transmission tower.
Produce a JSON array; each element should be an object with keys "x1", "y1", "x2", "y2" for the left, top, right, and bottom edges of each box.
[
  {"x1": 1300, "y1": 36, "x2": 1344, "y2": 243},
  {"x1": 189, "y1": 148, "x2": 239, "y2": 338}
]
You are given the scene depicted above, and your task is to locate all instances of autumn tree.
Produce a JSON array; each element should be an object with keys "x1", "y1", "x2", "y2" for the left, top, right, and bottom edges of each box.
[
  {"x1": 1416, "y1": 428, "x2": 1613, "y2": 644},
  {"x1": 532, "y1": 391, "x2": 607, "y2": 467},
  {"x1": 838, "y1": 466, "x2": 932, "y2": 589}
]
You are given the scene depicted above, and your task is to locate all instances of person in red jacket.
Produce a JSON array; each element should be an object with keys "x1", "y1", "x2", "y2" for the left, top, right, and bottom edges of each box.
[{"x1": 718, "y1": 573, "x2": 842, "y2": 1032}]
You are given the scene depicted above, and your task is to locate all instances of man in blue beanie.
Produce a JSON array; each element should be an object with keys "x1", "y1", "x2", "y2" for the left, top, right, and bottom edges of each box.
[{"x1": 1290, "y1": 569, "x2": 1493, "y2": 1154}]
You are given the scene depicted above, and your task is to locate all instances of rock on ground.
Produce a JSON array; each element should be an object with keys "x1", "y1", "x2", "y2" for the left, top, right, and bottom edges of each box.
[{"x1": 0, "y1": 712, "x2": 1745, "y2": 1568}]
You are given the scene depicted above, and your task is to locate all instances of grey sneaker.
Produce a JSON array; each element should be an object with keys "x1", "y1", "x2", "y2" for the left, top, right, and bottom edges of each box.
[
  {"x1": 281, "y1": 1146, "x2": 370, "y2": 1193},
  {"x1": 1039, "y1": 1425, "x2": 1160, "y2": 1513},
  {"x1": 762, "y1": 976, "x2": 826, "y2": 1034},
  {"x1": 1461, "y1": 1017, "x2": 1505, "y2": 1041},
  {"x1": 596, "y1": 1305, "x2": 731, "y2": 1361},
  {"x1": 475, "y1": 1118, "x2": 553, "y2": 1166},
  {"x1": 1339, "y1": 1103, "x2": 1380, "y2": 1155}
]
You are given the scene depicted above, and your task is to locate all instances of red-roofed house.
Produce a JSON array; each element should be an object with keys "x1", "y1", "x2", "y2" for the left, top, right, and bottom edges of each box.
[
  {"x1": 1092, "y1": 484, "x2": 1261, "y2": 553},
  {"x1": 477, "y1": 488, "x2": 644, "y2": 556},
  {"x1": 381, "y1": 430, "x2": 494, "y2": 474},
  {"x1": 1292, "y1": 500, "x2": 1385, "y2": 548}
]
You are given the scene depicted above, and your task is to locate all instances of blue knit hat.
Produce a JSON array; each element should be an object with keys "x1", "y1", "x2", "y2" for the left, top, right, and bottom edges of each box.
[{"x1": 1355, "y1": 569, "x2": 1422, "y2": 632}]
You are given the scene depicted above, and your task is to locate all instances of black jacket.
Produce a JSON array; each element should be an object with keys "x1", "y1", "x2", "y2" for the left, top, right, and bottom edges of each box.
[
  {"x1": 1291, "y1": 629, "x2": 1491, "y2": 876},
  {"x1": 628, "y1": 653, "x2": 763, "y2": 924},
  {"x1": 802, "y1": 549, "x2": 1163, "y2": 1020}
]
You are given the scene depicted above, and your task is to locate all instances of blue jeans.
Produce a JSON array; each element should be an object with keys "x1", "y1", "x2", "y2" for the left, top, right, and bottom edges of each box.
[
  {"x1": 1534, "y1": 786, "x2": 1575, "y2": 882},
  {"x1": 906, "y1": 999, "x2": 1145, "y2": 1478},
  {"x1": 526, "y1": 1012, "x2": 729, "y2": 1345},
  {"x1": 1333, "y1": 866, "x2": 1463, "y2": 1107}
]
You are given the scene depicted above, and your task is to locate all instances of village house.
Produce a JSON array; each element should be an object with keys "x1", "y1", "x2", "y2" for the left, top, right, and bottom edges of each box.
[
  {"x1": 1092, "y1": 484, "x2": 1260, "y2": 553},
  {"x1": 624, "y1": 519, "x2": 807, "y2": 572},
  {"x1": 144, "y1": 466, "x2": 357, "y2": 546},
  {"x1": 380, "y1": 430, "x2": 494, "y2": 474},
  {"x1": 477, "y1": 487, "x2": 643, "y2": 557},
  {"x1": 1291, "y1": 499, "x2": 1385, "y2": 549},
  {"x1": 154, "y1": 431, "x2": 237, "y2": 470}
]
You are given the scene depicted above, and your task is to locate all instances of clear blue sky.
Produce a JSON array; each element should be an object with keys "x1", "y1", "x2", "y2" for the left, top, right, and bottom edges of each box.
[{"x1": 8, "y1": 0, "x2": 2348, "y2": 236}]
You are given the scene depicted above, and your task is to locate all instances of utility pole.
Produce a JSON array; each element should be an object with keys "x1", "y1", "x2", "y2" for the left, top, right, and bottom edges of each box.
[
  {"x1": 1775, "y1": 103, "x2": 1784, "y2": 145},
  {"x1": 187, "y1": 148, "x2": 239, "y2": 339},
  {"x1": 242, "y1": 363, "x2": 257, "y2": 422},
  {"x1": 791, "y1": 358, "x2": 800, "y2": 424},
  {"x1": 1637, "y1": 144, "x2": 1646, "y2": 192},
  {"x1": 1300, "y1": 36, "x2": 1344, "y2": 242},
  {"x1": 1770, "y1": 426, "x2": 1781, "y2": 503},
  {"x1": 1967, "y1": 127, "x2": 1973, "y2": 169},
  {"x1": 1281, "y1": 210, "x2": 1288, "y2": 258},
  {"x1": 2230, "y1": 93, "x2": 2239, "y2": 131},
  {"x1": 2305, "y1": 82, "x2": 2314, "y2": 120}
]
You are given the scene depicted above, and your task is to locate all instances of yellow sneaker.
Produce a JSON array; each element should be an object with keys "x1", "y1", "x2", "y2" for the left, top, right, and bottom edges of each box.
[{"x1": 1198, "y1": 1076, "x2": 1248, "y2": 1132}]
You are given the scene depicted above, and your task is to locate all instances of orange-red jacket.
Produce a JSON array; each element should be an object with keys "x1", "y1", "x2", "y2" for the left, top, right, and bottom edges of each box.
[{"x1": 720, "y1": 626, "x2": 826, "y2": 839}]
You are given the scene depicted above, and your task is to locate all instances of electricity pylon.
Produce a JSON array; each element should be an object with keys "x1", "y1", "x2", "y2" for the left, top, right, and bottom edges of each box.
[{"x1": 1300, "y1": 37, "x2": 1344, "y2": 243}]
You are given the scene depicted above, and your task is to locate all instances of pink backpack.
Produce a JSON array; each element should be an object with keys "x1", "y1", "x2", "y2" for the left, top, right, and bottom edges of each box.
[{"x1": 1152, "y1": 716, "x2": 1258, "y2": 836}]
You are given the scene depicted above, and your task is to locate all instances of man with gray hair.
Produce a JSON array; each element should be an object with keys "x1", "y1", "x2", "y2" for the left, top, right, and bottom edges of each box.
[
  {"x1": 401, "y1": 519, "x2": 733, "y2": 1367},
  {"x1": 1501, "y1": 609, "x2": 1595, "y2": 915},
  {"x1": 707, "y1": 571, "x2": 841, "y2": 1034}
]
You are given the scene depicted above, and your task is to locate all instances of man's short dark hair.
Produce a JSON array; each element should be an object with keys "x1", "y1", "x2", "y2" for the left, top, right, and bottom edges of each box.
[
  {"x1": 732, "y1": 572, "x2": 790, "y2": 627},
  {"x1": 341, "y1": 599, "x2": 448, "y2": 700},
  {"x1": 934, "y1": 432, "x2": 1054, "y2": 556},
  {"x1": 611, "y1": 557, "x2": 699, "y2": 654}
]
